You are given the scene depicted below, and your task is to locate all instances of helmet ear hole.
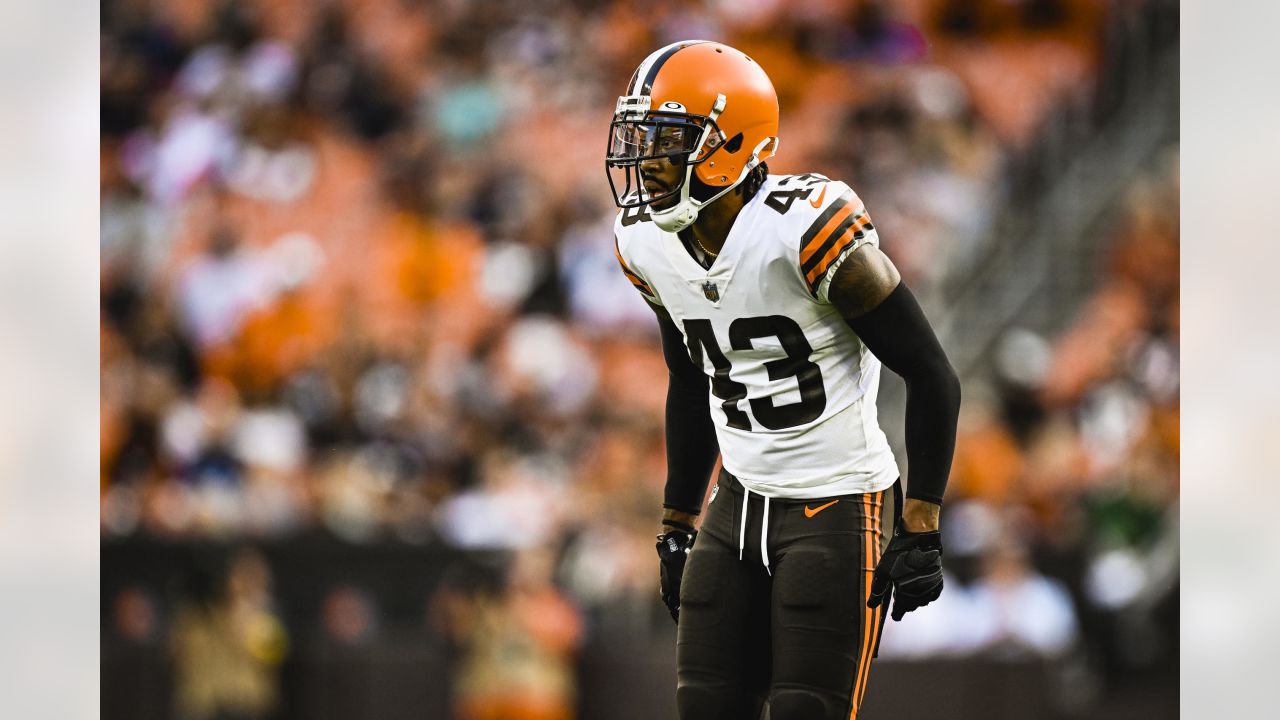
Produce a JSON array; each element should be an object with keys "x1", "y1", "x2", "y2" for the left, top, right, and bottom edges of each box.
[
  {"x1": 724, "y1": 133, "x2": 743, "y2": 153},
  {"x1": 688, "y1": 172, "x2": 719, "y2": 202}
]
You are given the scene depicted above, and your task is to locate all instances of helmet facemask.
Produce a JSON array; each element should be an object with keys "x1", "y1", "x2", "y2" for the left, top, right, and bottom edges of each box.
[
  {"x1": 605, "y1": 114, "x2": 718, "y2": 209},
  {"x1": 608, "y1": 93, "x2": 764, "y2": 233}
]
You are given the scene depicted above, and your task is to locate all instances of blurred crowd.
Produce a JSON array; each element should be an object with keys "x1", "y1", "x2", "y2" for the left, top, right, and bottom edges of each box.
[
  {"x1": 100, "y1": 0, "x2": 1173, "y2": 718},
  {"x1": 880, "y1": 151, "x2": 1179, "y2": 683}
]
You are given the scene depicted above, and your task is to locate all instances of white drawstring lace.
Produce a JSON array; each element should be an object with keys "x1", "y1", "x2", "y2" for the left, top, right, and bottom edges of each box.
[
  {"x1": 760, "y1": 494, "x2": 772, "y2": 576},
  {"x1": 737, "y1": 484, "x2": 772, "y2": 576}
]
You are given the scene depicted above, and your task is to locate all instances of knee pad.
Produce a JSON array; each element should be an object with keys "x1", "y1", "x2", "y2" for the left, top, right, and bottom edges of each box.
[
  {"x1": 768, "y1": 688, "x2": 839, "y2": 720},
  {"x1": 677, "y1": 684, "x2": 754, "y2": 720}
]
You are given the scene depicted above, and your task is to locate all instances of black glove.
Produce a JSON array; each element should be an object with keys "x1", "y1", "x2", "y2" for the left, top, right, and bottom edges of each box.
[
  {"x1": 867, "y1": 525, "x2": 943, "y2": 621},
  {"x1": 655, "y1": 524, "x2": 697, "y2": 623}
]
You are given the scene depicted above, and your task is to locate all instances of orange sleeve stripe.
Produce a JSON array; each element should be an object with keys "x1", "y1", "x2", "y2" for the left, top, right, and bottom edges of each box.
[
  {"x1": 802, "y1": 210, "x2": 863, "y2": 279},
  {"x1": 613, "y1": 237, "x2": 632, "y2": 272},
  {"x1": 804, "y1": 215, "x2": 870, "y2": 291},
  {"x1": 621, "y1": 265, "x2": 647, "y2": 287},
  {"x1": 615, "y1": 236, "x2": 655, "y2": 296},
  {"x1": 626, "y1": 276, "x2": 655, "y2": 296},
  {"x1": 799, "y1": 204, "x2": 855, "y2": 266},
  {"x1": 800, "y1": 189, "x2": 854, "y2": 243}
]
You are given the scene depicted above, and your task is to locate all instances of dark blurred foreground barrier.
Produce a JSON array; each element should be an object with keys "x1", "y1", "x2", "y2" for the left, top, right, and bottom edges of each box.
[
  {"x1": 578, "y1": 631, "x2": 1069, "y2": 720},
  {"x1": 103, "y1": 536, "x2": 1174, "y2": 719},
  {"x1": 105, "y1": 634, "x2": 1103, "y2": 720}
]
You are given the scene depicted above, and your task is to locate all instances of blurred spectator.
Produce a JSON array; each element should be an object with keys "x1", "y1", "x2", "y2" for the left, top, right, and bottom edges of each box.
[
  {"x1": 436, "y1": 450, "x2": 569, "y2": 550},
  {"x1": 322, "y1": 585, "x2": 380, "y2": 645},
  {"x1": 968, "y1": 539, "x2": 1080, "y2": 658},
  {"x1": 449, "y1": 548, "x2": 584, "y2": 720},
  {"x1": 949, "y1": 387, "x2": 1026, "y2": 504},
  {"x1": 176, "y1": 226, "x2": 273, "y2": 349},
  {"x1": 171, "y1": 548, "x2": 288, "y2": 720},
  {"x1": 112, "y1": 586, "x2": 161, "y2": 645}
]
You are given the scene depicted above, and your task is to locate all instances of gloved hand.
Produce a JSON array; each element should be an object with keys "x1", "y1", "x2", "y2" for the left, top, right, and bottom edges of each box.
[
  {"x1": 655, "y1": 525, "x2": 697, "y2": 623},
  {"x1": 867, "y1": 525, "x2": 943, "y2": 621}
]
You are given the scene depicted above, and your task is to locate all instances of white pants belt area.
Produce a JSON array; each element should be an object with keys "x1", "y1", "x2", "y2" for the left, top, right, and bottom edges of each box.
[{"x1": 737, "y1": 486, "x2": 772, "y2": 576}]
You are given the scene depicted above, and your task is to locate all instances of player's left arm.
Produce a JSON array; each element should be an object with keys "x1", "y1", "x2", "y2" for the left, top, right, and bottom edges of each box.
[{"x1": 827, "y1": 245, "x2": 961, "y2": 530}]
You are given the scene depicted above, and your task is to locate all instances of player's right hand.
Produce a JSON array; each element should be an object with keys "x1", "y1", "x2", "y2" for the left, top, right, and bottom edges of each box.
[
  {"x1": 866, "y1": 525, "x2": 944, "y2": 621},
  {"x1": 655, "y1": 527, "x2": 697, "y2": 623}
]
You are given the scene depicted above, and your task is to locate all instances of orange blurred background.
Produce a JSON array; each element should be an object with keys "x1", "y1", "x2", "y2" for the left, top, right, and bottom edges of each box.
[{"x1": 100, "y1": 1, "x2": 1178, "y2": 718}]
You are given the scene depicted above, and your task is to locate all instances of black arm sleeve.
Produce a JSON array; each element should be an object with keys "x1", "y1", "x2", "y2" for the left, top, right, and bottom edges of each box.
[
  {"x1": 846, "y1": 283, "x2": 961, "y2": 505},
  {"x1": 655, "y1": 308, "x2": 720, "y2": 515}
]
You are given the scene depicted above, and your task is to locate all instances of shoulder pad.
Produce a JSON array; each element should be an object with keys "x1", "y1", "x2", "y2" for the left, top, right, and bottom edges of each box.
[{"x1": 613, "y1": 232, "x2": 658, "y2": 301}]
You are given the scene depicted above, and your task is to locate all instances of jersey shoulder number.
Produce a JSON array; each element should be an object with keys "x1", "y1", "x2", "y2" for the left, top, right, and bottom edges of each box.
[{"x1": 616, "y1": 201, "x2": 653, "y2": 229}]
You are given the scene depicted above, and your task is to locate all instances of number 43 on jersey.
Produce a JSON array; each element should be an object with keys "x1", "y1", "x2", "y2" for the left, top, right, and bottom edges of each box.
[{"x1": 683, "y1": 316, "x2": 827, "y2": 431}]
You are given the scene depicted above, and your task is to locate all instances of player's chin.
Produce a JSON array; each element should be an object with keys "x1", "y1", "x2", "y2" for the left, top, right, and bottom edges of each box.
[{"x1": 647, "y1": 191, "x2": 680, "y2": 212}]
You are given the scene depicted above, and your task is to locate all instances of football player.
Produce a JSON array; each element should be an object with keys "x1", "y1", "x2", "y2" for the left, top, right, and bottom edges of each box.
[{"x1": 607, "y1": 41, "x2": 962, "y2": 719}]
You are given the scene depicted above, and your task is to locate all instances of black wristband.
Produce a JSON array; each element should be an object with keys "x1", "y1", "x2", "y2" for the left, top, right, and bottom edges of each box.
[
  {"x1": 661, "y1": 517, "x2": 696, "y2": 533},
  {"x1": 904, "y1": 490, "x2": 945, "y2": 506}
]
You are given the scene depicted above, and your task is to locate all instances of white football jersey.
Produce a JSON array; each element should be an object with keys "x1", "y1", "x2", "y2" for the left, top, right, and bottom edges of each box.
[{"x1": 615, "y1": 173, "x2": 900, "y2": 499}]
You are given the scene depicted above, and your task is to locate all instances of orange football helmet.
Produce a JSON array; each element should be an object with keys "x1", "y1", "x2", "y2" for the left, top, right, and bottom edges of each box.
[{"x1": 606, "y1": 40, "x2": 780, "y2": 232}]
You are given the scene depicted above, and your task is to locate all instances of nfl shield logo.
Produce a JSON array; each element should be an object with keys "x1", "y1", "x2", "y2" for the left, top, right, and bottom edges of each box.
[{"x1": 702, "y1": 281, "x2": 720, "y2": 302}]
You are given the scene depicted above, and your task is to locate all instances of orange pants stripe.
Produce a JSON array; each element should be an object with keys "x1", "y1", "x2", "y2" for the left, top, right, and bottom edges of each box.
[{"x1": 850, "y1": 489, "x2": 886, "y2": 718}]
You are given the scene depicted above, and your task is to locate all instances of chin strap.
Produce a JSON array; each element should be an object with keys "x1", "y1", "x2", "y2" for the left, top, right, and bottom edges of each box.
[
  {"x1": 649, "y1": 136, "x2": 775, "y2": 233},
  {"x1": 651, "y1": 204, "x2": 698, "y2": 233}
]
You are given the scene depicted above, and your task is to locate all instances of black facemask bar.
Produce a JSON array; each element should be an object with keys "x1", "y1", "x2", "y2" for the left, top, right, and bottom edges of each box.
[{"x1": 605, "y1": 114, "x2": 725, "y2": 209}]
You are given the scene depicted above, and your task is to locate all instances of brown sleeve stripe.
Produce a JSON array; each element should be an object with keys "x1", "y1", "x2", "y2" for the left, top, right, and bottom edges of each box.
[
  {"x1": 803, "y1": 213, "x2": 873, "y2": 292},
  {"x1": 801, "y1": 209, "x2": 860, "y2": 276},
  {"x1": 626, "y1": 274, "x2": 656, "y2": 297},
  {"x1": 620, "y1": 263, "x2": 647, "y2": 288},
  {"x1": 615, "y1": 235, "x2": 656, "y2": 297},
  {"x1": 799, "y1": 189, "x2": 855, "y2": 261},
  {"x1": 799, "y1": 205, "x2": 855, "y2": 268}
]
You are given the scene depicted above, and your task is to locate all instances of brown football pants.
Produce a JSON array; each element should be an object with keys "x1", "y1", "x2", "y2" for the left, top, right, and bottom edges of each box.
[{"x1": 676, "y1": 468, "x2": 899, "y2": 720}]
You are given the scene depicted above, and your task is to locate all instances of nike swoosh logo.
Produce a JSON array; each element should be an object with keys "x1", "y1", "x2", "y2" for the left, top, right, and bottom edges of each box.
[
  {"x1": 804, "y1": 499, "x2": 838, "y2": 518},
  {"x1": 808, "y1": 184, "x2": 828, "y2": 208}
]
